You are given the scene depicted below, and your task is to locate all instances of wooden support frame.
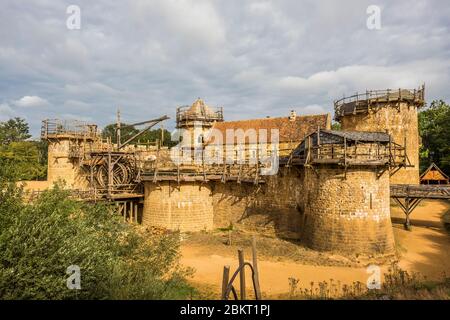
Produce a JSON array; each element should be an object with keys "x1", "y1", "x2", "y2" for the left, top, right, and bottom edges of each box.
[{"x1": 392, "y1": 196, "x2": 423, "y2": 230}]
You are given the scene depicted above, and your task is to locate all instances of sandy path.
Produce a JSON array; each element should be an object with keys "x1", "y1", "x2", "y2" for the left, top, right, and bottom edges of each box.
[
  {"x1": 181, "y1": 200, "x2": 450, "y2": 297},
  {"x1": 181, "y1": 245, "x2": 369, "y2": 297}
]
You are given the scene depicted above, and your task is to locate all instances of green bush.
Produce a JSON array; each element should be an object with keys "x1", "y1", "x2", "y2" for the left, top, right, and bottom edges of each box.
[{"x1": 0, "y1": 183, "x2": 192, "y2": 300}]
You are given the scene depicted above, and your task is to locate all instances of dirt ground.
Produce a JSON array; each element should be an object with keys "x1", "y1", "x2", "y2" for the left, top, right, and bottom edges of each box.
[{"x1": 180, "y1": 199, "x2": 450, "y2": 299}]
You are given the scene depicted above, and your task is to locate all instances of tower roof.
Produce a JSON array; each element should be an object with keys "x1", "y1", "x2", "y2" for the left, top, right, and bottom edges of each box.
[
  {"x1": 176, "y1": 99, "x2": 224, "y2": 127},
  {"x1": 186, "y1": 98, "x2": 215, "y2": 117}
]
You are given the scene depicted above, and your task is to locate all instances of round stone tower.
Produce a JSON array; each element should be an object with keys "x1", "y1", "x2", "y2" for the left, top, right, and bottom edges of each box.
[
  {"x1": 142, "y1": 181, "x2": 213, "y2": 232},
  {"x1": 302, "y1": 166, "x2": 395, "y2": 255},
  {"x1": 175, "y1": 98, "x2": 224, "y2": 148},
  {"x1": 335, "y1": 86, "x2": 425, "y2": 184},
  {"x1": 42, "y1": 119, "x2": 97, "y2": 189},
  {"x1": 294, "y1": 129, "x2": 396, "y2": 256}
]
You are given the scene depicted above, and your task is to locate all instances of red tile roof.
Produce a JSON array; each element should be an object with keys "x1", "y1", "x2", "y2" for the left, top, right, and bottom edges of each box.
[{"x1": 206, "y1": 114, "x2": 331, "y2": 145}]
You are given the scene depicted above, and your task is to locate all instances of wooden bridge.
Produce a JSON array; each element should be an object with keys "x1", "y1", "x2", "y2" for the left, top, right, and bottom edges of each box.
[{"x1": 390, "y1": 184, "x2": 450, "y2": 229}]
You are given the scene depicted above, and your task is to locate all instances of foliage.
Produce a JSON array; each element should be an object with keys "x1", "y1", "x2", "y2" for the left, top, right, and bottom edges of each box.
[
  {"x1": 0, "y1": 118, "x2": 47, "y2": 181},
  {"x1": 102, "y1": 123, "x2": 139, "y2": 144},
  {"x1": 0, "y1": 141, "x2": 47, "y2": 180},
  {"x1": 0, "y1": 117, "x2": 31, "y2": 145},
  {"x1": 0, "y1": 183, "x2": 192, "y2": 300},
  {"x1": 419, "y1": 100, "x2": 450, "y2": 175},
  {"x1": 102, "y1": 123, "x2": 175, "y2": 147},
  {"x1": 331, "y1": 122, "x2": 341, "y2": 131},
  {"x1": 285, "y1": 263, "x2": 450, "y2": 300}
]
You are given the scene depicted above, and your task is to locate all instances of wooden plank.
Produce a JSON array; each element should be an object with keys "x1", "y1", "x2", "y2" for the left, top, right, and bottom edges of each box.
[
  {"x1": 252, "y1": 236, "x2": 261, "y2": 300},
  {"x1": 221, "y1": 265, "x2": 230, "y2": 300},
  {"x1": 238, "y1": 249, "x2": 246, "y2": 300}
]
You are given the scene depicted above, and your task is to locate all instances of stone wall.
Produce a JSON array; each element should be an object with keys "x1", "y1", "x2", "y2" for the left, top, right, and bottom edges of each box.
[
  {"x1": 142, "y1": 164, "x2": 395, "y2": 256},
  {"x1": 142, "y1": 181, "x2": 214, "y2": 232},
  {"x1": 211, "y1": 167, "x2": 304, "y2": 239},
  {"x1": 47, "y1": 140, "x2": 88, "y2": 189},
  {"x1": 301, "y1": 166, "x2": 395, "y2": 255},
  {"x1": 340, "y1": 101, "x2": 420, "y2": 184}
]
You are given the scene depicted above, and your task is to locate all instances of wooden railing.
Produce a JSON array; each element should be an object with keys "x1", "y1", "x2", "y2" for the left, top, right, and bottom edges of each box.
[
  {"x1": 390, "y1": 184, "x2": 450, "y2": 199},
  {"x1": 334, "y1": 86, "x2": 425, "y2": 120},
  {"x1": 285, "y1": 140, "x2": 406, "y2": 167},
  {"x1": 176, "y1": 105, "x2": 224, "y2": 124},
  {"x1": 41, "y1": 119, "x2": 98, "y2": 140}
]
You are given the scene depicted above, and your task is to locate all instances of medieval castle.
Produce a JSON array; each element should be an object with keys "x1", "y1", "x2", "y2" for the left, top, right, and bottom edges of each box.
[{"x1": 35, "y1": 85, "x2": 426, "y2": 257}]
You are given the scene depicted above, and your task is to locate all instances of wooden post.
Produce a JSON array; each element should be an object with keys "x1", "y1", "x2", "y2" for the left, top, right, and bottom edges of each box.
[
  {"x1": 252, "y1": 236, "x2": 262, "y2": 300},
  {"x1": 306, "y1": 136, "x2": 311, "y2": 164},
  {"x1": 238, "y1": 249, "x2": 246, "y2": 300},
  {"x1": 116, "y1": 108, "x2": 121, "y2": 149},
  {"x1": 343, "y1": 137, "x2": 347, "y2": 165},
  {"x1": 343, "y1": 136, "x2": 347, "y2": 179},
  {"x1": 404, "y1": 197, "x2": 411, "y2": 230},
  {"x1": 317, "y1": 127, "x2": 320, "y2": 159},
  {"x1": 254, "y1": 147, "x2": 259, "y2": 185},
  {"x1": 222, "y1": 265, "x2": 230, "y2": 300},
  {"x1": 107, "y1": 152, "x2": 113, "y2": 198},
  {"x1": 404, "y1": 135, "x2": 407, "y2": 166},
  {"x1": 129, "y1": 201, "x2": 133, "y2": 222},
  {"x1": 134, "y1": 203, "x2": 138, "y2": 223}
]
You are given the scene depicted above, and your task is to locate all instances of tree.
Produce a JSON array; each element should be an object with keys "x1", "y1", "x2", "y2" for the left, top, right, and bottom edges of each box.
[
  {"x1": 0, "y1": 118, "x2": 47, "y2": 181},
  {"x1": 0, "y1": 141, "x2": 47, "y2": 180},
  {"x1": 139, "y1": 128, "x2": 177, "y2": 147},
  {"x1": 418, "y1": 100, "x2": 450, "y2": 175},
  {"x1": 102, "y1": 123, "x2": 175, "y2": 147},
  {"x1": 0, "y1": 184, "x2": 192, "y2": 300},
  {"x1": 101, "y1": 123, "x2": 139, "y2": 144},
  {"x1": 0, "y1": 117, "x2": 31, "y2": 145}
]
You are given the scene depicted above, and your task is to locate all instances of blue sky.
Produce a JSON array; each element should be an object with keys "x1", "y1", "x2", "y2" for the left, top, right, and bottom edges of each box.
[{"x1": 1, "y1": 0, "x2": 449, "y2": 137}]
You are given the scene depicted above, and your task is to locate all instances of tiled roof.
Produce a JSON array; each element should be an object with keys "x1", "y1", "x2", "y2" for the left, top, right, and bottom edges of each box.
[
  {"x1": 320, "y1": 130, "x2": 391, "y2": 142},
  {"x1": 206, "y1": 114, "x2": 330, "y2": 145},
  {"x1": 420, "y1": 163, "x2": 449, "y2": 182}
]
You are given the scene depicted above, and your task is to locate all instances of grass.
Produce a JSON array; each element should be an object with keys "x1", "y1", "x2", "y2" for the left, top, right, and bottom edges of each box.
[{"x1": 283, "y1": 263, "x2": 450, "y2": 300}]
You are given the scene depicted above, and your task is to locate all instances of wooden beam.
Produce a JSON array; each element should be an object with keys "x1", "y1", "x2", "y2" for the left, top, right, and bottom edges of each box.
[
  {"x1": 238, "y1": 249, "x2": 246, "y2": 300},
  {"x1": 221, "y1": 265, "x2": 230, "y2": 300},
  {"x1": 252, "y1": 236, "x2": 261, "y2": 300}
]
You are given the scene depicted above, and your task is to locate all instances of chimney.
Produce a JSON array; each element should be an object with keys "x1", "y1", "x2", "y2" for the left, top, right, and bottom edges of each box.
[{"x1": 289, "y1": 110, "x2": 297, "y2": 121}]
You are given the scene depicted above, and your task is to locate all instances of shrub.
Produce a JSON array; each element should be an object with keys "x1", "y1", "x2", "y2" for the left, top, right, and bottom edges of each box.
[{"x1": 0, "y1": 183, "x2": 192, "y2": 300}]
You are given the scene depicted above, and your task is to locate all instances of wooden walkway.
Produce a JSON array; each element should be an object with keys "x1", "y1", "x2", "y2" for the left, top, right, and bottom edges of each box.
[{"x1": 390, "y1": 184, "x2": 450, "y2": 229}]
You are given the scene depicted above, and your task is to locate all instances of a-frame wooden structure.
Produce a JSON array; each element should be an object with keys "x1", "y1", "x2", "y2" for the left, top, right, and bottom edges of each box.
[{"x1": 420, "y1": 162, "x2": 449, "y2": 185}]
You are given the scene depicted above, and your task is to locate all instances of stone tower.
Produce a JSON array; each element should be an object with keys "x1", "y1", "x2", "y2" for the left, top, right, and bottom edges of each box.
[
  {"x1": 334, "y1": 86, "x2": 425, "y2": 184},
  {"x1": 296, "y1": 130, "x2": 396, "y2": 255},
  {"x1": 41, "y1": 119, "x2": 97, "y2": 189},
  {"x1": 175, "y1": 98, "x2": 224, "y2": 148},
  {"x1": 141, "y1": 99, "x2": 223, "y2": 232},
  {"x1": 143, "y1": 181, "x2": 214, "y2": 232},
  {"x1": 302, "y1": 166, "x2": 395, "y2": 255}
]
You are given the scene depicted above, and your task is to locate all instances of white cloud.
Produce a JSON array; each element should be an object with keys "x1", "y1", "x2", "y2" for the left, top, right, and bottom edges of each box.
[
  {"x1": 0, "y1": 0, "x2": 449, "y2": 137},
  {"x1": 13, "y1": 95, "x2": 49, "y2": 108},
  {"x1": 0, "y1": 103, "x2": 14, "y2": 121}
]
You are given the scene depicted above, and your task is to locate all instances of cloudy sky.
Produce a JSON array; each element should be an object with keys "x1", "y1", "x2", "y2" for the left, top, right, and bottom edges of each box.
[{"x1": 1, "y1": 0, "x2": 449, "y2": 137}]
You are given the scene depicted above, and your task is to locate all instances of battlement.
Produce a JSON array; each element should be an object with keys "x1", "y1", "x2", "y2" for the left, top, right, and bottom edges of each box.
[{"x1": 334, "y1": 86, "x2": 425, "y2": 121}]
